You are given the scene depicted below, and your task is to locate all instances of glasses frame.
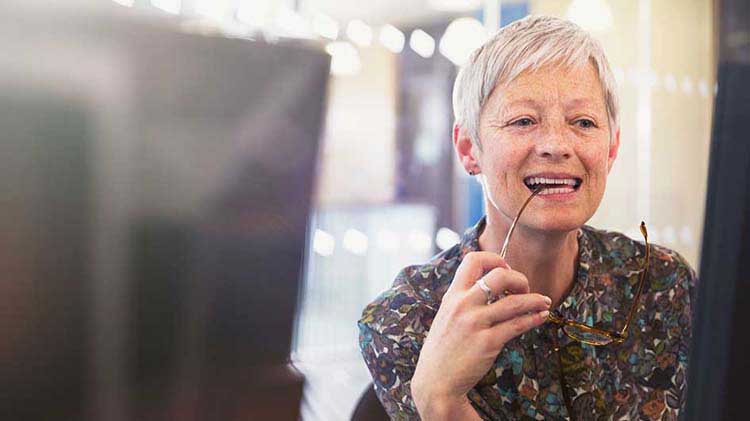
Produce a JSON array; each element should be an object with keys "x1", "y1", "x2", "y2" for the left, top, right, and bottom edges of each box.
[{"x1": 501, "y1": 186, "x2": 651, "y2": 346}]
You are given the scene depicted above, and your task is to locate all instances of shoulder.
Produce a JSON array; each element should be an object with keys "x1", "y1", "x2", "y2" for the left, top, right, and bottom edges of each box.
[
  {"x1": 358, "y1": 243, "x2": 463, "y2": 338},
  {"x1": 582, "y1": 225, "x2": 697, "y2": 295},
  {"x1": 356, "y1": 245, "x2": 465, "y2": 418}
]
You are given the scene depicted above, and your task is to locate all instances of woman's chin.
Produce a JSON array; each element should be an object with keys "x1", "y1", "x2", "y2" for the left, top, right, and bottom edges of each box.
[{"x1": 523, "y1": 212, "x2": 587, "y2": 233}]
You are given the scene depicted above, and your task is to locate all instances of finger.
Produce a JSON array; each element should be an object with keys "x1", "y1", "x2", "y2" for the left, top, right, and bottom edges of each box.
[
  {"x1": 479, "y1": 293, "x2": 551, "y2": 324},
  {"x1": 450, "y1": 251, "x2": 510, "y2": 292},
  {"x1": 467, "y1": 267, "x2": 529, "y2": 305},
  {"x1": 487, "y1": 309, "x2": 550, "y2": 347}
]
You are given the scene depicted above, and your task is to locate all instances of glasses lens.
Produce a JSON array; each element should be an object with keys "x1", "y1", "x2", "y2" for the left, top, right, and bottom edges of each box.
[{"x1": 563, "y1": 324, "x2": 613, "y2": 346}]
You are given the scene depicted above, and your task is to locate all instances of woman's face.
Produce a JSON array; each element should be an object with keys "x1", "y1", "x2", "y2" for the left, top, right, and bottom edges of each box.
[{"x1": 470, "y1": 62, "x2": 619, "y2": 233}]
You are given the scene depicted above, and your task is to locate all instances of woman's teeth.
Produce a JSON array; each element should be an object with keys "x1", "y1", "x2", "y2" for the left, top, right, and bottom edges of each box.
[
  {"x1": 537, "y1": 186, "x2": 575, "y2": 195},
  {"x1": 523, "y1": 177, "x2": 582, "y2": 195},
  {"x1": 526, "y1": 177, "x2": 578, "y2": 186}
]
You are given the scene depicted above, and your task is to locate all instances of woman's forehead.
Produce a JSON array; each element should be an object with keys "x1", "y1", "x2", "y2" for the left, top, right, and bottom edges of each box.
[{"x1": 487, "y1": 63, "x2": 606, "y2": 113}]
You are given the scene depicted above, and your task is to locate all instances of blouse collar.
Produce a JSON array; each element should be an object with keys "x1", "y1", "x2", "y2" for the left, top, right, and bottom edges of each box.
[{"x1": 456, "y1": 215, "x2": 592, "y2": 313}]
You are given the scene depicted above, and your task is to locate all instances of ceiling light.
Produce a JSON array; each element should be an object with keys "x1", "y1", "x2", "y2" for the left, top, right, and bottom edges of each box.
[
  {"x1": 435, "y1": 227, "x2": 460, "y2": 250},
  {"x1": 313, "y1": 13, "x2": 339, "y2": 40},
  {"x1": 313, "y1": 229, "x2": 335, "y2": 256},
  {"x1": 439, "y1": 17, "x2": 487, "y2": 66},
  {"x1": 681, "y1": 76, "x2": 694, "y2": 94},
  {"x1": 343, "y1": 229, "x2": 368, "y2": 255},
  {"x1": 379, "y1": 24, "x2": 405, "y2": 53},
  {"x1": 325, "y1": 41, "x2": 362, "y2": 76},
  {"x1": 410, "y1": 29, "x2": 435, "y2": 58},
  {"x1": 346, "y1": 20, "x2": 373, "y2": 47}
]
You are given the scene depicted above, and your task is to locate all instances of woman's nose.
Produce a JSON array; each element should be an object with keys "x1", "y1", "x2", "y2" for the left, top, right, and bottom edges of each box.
[{"x1": 535, "y1": 125, "x2": 573, "y2": 160}]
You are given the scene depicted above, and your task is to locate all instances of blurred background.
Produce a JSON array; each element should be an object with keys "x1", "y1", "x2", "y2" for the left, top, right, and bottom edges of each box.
[
  {"x1": 0, "y1": 0, "x2": 717, "y2": 420},
  {"x1": 281, "y1": 1, "x2": 715, "y2": 419}
]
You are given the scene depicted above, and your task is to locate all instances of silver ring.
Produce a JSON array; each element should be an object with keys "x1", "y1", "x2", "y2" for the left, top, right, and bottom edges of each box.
[{"x1": 476, "y1": 277, "x2": 496, "y2": 305}]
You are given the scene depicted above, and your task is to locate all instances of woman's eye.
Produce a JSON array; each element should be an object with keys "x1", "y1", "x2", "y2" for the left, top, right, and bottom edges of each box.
[
  {"x1": 575, "y1": 119, "x2": 597, "y2": 129},
  {"x1": 511, "y1": 118, "x2": 535, "y2": 127}
]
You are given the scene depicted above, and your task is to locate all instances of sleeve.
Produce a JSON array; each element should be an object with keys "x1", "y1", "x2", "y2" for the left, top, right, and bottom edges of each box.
[
  {"x1": 357, "y1": 266, "x2": 432, "y2": 421},
  {"x1": 675, "y1": 256, "x2": 698, "y2": 415},
  {"x1": 358, "y1": 321, "x2": 421, "y2": 421}
]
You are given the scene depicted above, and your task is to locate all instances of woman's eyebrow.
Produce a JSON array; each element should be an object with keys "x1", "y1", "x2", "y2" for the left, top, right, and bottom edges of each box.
[
  {"x1": 503, "y1": 98, "x2": 540, "y2": 108},
  {"x1": 564, "y1": 98, "x2": 600, "y2": 112},
  {"x1": 496, "y1": 98, "x2": 542, "y2": 115}
]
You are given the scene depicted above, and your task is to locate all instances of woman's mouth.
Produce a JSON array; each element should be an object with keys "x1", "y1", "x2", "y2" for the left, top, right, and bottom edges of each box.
[{"x1": 523, "y1": 176, "x2": 582, "y2": 195}]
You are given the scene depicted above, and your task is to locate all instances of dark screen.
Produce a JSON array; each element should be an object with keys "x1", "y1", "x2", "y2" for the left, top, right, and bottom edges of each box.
[
  {"x1": 685, "y1": 0, "x2": 750, "y2": 419},
  {"x1": 0, "y1": 4, "x2": 329, "y2": 420}
]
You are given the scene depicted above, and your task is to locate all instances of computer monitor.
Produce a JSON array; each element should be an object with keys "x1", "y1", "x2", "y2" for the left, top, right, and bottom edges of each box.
[
  {"x1": 0, "y1": 3, "x2": 329, "y2": 420},
  {"x1": 685, "y1": 0, "x2": 750, "y2": 419}
]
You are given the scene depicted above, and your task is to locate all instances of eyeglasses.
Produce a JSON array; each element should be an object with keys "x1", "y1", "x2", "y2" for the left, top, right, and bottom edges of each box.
[{"x1": 500, "y1": 186, "x2": 651, "y2": 346}]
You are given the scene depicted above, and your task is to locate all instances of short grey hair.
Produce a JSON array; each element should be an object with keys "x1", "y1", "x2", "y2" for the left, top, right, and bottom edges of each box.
[{"x1": 452, "y1": 15, "x2": 619, "y2": 150}]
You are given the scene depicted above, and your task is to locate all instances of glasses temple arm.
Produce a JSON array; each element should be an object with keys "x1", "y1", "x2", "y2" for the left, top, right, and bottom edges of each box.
[
  {"x1": 619, "y1": 221, "x2": 650, "y2": 336},
  {"x1": 500, "y1": 186, "x2": 544, "y2": 259}
]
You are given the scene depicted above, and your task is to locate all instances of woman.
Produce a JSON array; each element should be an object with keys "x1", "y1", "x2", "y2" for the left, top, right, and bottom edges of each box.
[{"x1": 358, "y1": 15, "x2": 696, "y2": 421}]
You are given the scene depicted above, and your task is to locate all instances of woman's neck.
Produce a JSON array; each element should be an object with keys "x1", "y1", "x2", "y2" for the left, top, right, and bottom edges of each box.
[{"x1": 477, "y1": 213, "x2": 580, "y2": 308}]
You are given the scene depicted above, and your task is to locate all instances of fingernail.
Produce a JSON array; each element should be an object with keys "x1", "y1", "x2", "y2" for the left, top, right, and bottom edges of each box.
[
  {"x1": 539, "y1": 310, "x2": 550, "y2": 319},
  {"x1": 543, "y1": 296, "x2": 552, "y2": 306}
]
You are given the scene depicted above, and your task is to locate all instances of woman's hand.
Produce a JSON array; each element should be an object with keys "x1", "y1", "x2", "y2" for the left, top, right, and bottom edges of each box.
[{"x1": 410, "y1": 251, "x2": 551, "y2": 419}]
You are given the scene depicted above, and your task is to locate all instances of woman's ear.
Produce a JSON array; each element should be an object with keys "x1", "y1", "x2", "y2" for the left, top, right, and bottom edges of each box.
[
  {"x1": 607, "y1": 128, "x2": 621, "y2": 173},
  {"x1": 453, "y1": 123, "x2": 481, "y2": 174}
]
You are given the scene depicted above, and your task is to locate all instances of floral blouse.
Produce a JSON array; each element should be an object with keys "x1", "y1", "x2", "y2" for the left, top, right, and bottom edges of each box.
[{"x1": 358, "y1": 216, "x2": 696, "y2": 420}]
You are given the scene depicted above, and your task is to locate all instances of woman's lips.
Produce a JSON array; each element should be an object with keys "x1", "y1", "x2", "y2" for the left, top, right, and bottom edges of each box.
[
  {"x1": 521, "y1": 176, "x2": 583, "y2": 202},
  {"x1": 523, "y1": 176, "x2": 583, "y2": 194}
]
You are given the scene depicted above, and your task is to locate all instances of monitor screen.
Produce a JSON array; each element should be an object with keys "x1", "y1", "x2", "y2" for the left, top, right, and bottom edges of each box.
[
  {"x1": 0, "y1": 4, "x2": 329, "y2": 420},
  {"x1": 685, "y1": 0, "x2": 750, "y2": 419}
]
